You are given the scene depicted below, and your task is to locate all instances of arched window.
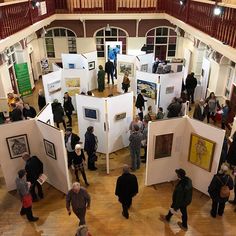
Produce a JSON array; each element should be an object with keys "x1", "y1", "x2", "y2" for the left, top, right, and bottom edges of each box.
[
  {"x1": 95, "y1": 27, "x2": 128, "y2": 58},
  {"x1": 44, "y1": 28, "x2": 77, "y2": 58},
  {"x1": 146, "y1": 27, "x2": 177, "y2": 60}
]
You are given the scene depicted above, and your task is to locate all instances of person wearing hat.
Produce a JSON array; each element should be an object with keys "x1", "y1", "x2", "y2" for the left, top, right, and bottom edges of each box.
[
  {"x1": 73, "y1": 144, "x2": 89, "y2": 186},
  {"x1": 65, "y1": 127, "x2": 81, "y2": 168},
  {"x1": 160, "y1": 168, "x2": 192, "y2": 231},
  {"x1": 208, "y1": 164, "x2": 233, "y2": 218},
  {"x1": 15, "y1": 169, "x2": 39, "y2": 222}
]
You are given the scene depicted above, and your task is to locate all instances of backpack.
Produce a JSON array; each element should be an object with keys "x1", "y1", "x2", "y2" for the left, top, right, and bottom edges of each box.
[{"x1": 217, "y1": 175, "x2": 230, "y2": 198}]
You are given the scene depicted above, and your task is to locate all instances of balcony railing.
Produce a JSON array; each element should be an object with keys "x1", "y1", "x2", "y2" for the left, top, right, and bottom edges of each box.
[{"x1": 0, "y1": 0, "x2": 236, "y2": 48}]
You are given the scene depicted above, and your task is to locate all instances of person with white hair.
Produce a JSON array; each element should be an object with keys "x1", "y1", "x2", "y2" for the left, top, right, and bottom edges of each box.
[
  {"x1": 208, "y1": 164, "x2": 233, "y2": 218},
  {"x1": 115, "y1": 165, "x2": 138, "y2": 219},
  {"x1": 73, "y1": 144, "x2": 89, "y2": 186},
  {"x1": 75, "y1": 225, "x2": 92, "y2": 236},
  {"x1": 66, "y1": 182, "x2": 91, "y2": 226}
]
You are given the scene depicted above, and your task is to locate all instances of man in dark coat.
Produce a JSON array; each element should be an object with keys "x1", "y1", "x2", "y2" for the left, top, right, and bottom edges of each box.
[
  {"x1": 38, "y1": 89, "x2": 46, "y2": 111},
  {"x1": 135, "y1": 90, "x2": 146, "y2": 121},
  {"x1": 10, "y1": 103, "x2": 23, "y2": 122},
  {"x1": 193, "y1": 99, "x2": 206, "y2": 121},
  {"x1": 160, "y1": 169, "x2": 192, "y2": 231},
  {"x1": 185, "y1": 72, "x2": 197, "y2": 104},
  {"x1": 65, "y1": 127, "x2": 80, "y2": 168},
  {"x1": 115, "y1": 165, "x2": 138, "y2": 219},
  {"x1": 208, "y1": 164, "x2": 233, "y2": 217},
  {"x1": 167, "y1": 97, "x2": 182, "y2": 118},
  {"x1": 23, "y1": 103, "x2": 37, "y2": 119},
  {"x1": 105, "y1": 59, "x2": 114, "y2": 85},
  {"x1": 52, "y1": 99, "x2": 66, "y2": 130},
  {"x1": 63, "y1": 92, "x2": 74, "y2": 127},
  {"x1": 22, "y1": 152, "x2": 44, "y2": 201}
]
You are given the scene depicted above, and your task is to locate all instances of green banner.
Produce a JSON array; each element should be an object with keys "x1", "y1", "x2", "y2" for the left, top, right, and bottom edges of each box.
[{"x1": 14, "y1": 63, "x2": 32, "y2": 97}]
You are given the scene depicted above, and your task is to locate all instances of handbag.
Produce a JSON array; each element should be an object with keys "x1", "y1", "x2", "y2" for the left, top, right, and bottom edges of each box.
[
  {"x1": 91, "y1": 153, "x2": 98, "y2": 162},
  {"x1": 22, "y1": 194, "x2": 32, "y2": 208}
]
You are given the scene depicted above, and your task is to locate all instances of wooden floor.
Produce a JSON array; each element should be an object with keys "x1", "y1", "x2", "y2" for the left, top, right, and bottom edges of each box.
[{"x1": 1, "y1": 80, "x2": 236, "y2": 236}]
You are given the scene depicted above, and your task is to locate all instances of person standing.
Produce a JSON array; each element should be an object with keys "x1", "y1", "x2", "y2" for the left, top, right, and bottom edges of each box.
[
  {"x1": 115, "y1": 165, "x2": 138, "y2": 219},
  {"x1": 23, "y1": 103, "x2": 37, "y2": 119},
  {"x1": 208, "y1": 164, "x2": 233, "y2": 217},
  {"x1": 105, "y1": 59, "x2": 114, "y2": 85},
  {"x1": 221, "y1": 100, "x2": 231, "y2": 129},
  {"x1": 129, "y1": 115, "x2": 143, "y2": 134},
  {"x1": 122, "y1": 72, "x2": 130, "y2": 93},
  {"x1": 84, "y1": 126, "x2": 98, "y2": 171},
  {"x1": 129, "y1": 125, "x2": 143, "y2": 171},
  {"x1": 141, "y1": 119, "x2": 148, "y2": 163},
  {"x1": 65, "y1": 127, "x2": 80, "y2": 168},
  {"x1": 206, "y1": 92, "x2": 217, "y2": 123},
  {"x1": 38, "y1": 89, "x2": 46, "y2": 111},
  {"x1": 167, "y1": 97, "x2": 182, "y2": 118},
  {"x1": 97, "y1": 65, "x2": 105, "y2": 92},
  {"x1": 10, "y1": 103, "x2": 23, "y2": 122},
  {"x1": 135, "y1": 90, "x2": 146, "y2": 121},
  {"x1": 73, "y1": 144, "x2": 89, "y2": 186},
  {"x1": 185, "y1": 72, "x2": 197, "y2": 104},
  {"x1": 227, "y1": 131, "x2": 236, "y2": 167},
  {"x1": 160, "y1": 169, "x2": 192, "y2": 231},
  {"x1": 52, "y1": 99, "x2": 66, "y2": 130},
  {"x1": 66, "y1": 182, "x2": 91, "y2": 226},
  {"x1": 22, "y1": 152, "x2": 44, "y2": 201},
  {"x1": 15, "y1": 169, "x2": 39, "y2": 222},
  {"x1": 193, "y1": 99, "x2": 206, "y2": 121},
  {"x1": 63, "y1": 92, "x2": 74, "y2": 127}
]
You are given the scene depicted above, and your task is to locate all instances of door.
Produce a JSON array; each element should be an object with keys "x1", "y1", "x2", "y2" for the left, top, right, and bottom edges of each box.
[
  {"x1": 8, "y1": 66, "x2": 18, "y2": 94},
  {"x1": 29, "y1": 52, "x2": 36, "y2": 81}
]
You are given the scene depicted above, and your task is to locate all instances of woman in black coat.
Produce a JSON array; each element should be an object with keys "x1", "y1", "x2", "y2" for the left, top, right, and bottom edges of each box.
[
  {"x1": 135, "y1": 90, "x2": 146, "y2": 121},
  {"x1": 63, "y1": 92, "x2": 74, "y2": 127},
  {"x1": 51, "y1": 99, "x2": 66, "y2": 130},
  {"x1": 84, "y1": 126, "x2": 97, "y2": 171},
  {"x1": 227, "y1": 131, "x2": 236, "y2": 166}
]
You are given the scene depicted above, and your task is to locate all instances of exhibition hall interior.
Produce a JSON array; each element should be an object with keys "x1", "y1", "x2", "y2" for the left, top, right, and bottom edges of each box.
[{"x1": 1, "y1": 0, "x2": 236, "y2": 235}]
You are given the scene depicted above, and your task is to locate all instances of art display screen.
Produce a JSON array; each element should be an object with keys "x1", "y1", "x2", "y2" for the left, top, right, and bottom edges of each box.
[{"x1": 83, "y1": 107, "x2": 99, "y2": 121}]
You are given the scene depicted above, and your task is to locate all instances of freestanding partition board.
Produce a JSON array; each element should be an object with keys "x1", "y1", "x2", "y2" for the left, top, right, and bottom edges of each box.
[{"x1": 146, "y1": 116, "x2": 225, "y2": 195}]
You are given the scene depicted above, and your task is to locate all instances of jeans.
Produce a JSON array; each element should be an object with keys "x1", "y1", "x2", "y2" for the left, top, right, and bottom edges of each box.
[
  {"x1": 75, "y1": 167, "x2": 88, "y2": 184},
  {"x1": 130, "y1": 147, "x2": 141, "y2": 170},
  {"x1": 74, "y1": 207, "x2": 87, "y2": 225},
  {"x1": 20, "y1": 206, "x2": 34, "y2": 221},
  {"x1": 166, "y1": 206, "x2": 188, "y2": 228},
  {"x1": 107, "y1": 72, "x2": 114, "y2": 84},
  {"x1": 187, "y1": 89, "x2": 195, "y2": 103},
  {"x1": 30, "y1": 181, "x2": 43, "y2": 200}
]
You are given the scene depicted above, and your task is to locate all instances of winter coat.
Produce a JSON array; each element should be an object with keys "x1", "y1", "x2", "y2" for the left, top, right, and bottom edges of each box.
[
  {"x1": 115, "y1": 172, "x2": 138, "y2": 202},
  {"x1": 38, "y1": 95, "x2": 46, "y2": 110},
  {"x1": 135, "y1": 94, "x2": 145, "y2": 110},
  {"x1": 25, "y1": 156, "x2": 43, "y2": 183},
  {"x1": 84, "y1": 132, "x2": 96, "y2": 155},
  {"x1": 167, "y1": 101, "x2": 182, "y2": 118},
  {"x1": 185, "y1": 75, "x2": 197, "y2": 90},
  {"x1": 208, "y1": 173, "x2": 233, "y2": 202},
  {"x1": 23, "y1": 106, "x2": 37, "y2": 119},
  {"x1": 226, "y1": 137, "x2": 236, "y2": 165},
  {"x1": 171, "y1": 177, "x2": 192, "y2": 210},
  {"x1": 52, "y1": 102, "x2": 64, "y2": 123},
  {"x1": 63, "y1": 96, "x2": 74, "y2": 115}
]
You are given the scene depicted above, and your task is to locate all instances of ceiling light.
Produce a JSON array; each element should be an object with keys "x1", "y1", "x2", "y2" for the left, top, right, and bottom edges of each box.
[
  {"x1": 214, "y1": 6, "x2": 222, "y2": 16},
  {"x1": 105, "y1": 24, "x2": 111, "y2": 31},
  {"x1": 179, "y1": 0, "x2": 186, "y2": 5},
  {"x1": 31, "y1": 1, "x2": 40, "y2": 9}
]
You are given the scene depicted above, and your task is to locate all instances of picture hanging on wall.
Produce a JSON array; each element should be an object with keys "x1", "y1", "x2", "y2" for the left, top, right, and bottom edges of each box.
[
  {"x1": 65, "y1": 78, "x2": 80, "y2": 88},
  {"x1": 6, "y1": 134, "x2": 30, "y2": 159},
  {"x1": 83, "y1": 107, "x2": 99, "y2": 121},
  {"x1": 88, "y1": 61, "x2": 95, "y2": 71},
  {"x1": 115, "y1": 112, "x2": 126, "y2": 121},
  {"x1": 141, "y1": 64, "x2": 148, "y2": 72},
  {"x1": 107, "y1": 44, "x2": 121, "y2": 61},
  {"x1": 154, "y1": 133, "x2": 173, "y2": 159},
  {"x1": 47, "y1": 80, "x2": 61, "y2": 95},
  {"x1": 137, "y1": 79, "x2": 156, "y2": 99},
  {"x1": 43, "y1": 139, "x2": 57, "y2": 160},
  {"x1": 118, "y1": 62, "x2": 134, "y2": 77},
  {"x1": 165, "y1": 86, "x2": 174, "y2": 94},
  {"x1": 188, "y1": 133, "x2": 215, "y2": 172}
]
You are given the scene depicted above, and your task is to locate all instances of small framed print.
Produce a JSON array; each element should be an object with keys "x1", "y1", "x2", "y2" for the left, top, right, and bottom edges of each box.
[
  {"x1": 43, "y1": 139, "x2": 57, "y2": 160},
  {"x1": 88, "y1": 61, "x2": 95, "y2": 71},
  {"x1": 6, "y1": 134, "x2": 30, "y2": 159}
]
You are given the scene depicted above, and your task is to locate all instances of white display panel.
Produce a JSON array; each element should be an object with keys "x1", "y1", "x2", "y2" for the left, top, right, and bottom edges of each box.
[
  {"x1": 136, "y1": 53, "x2": 154, "y2": 74},
  {"x1": 36, "y1": 103, "x2": 54, "y2": 126}
]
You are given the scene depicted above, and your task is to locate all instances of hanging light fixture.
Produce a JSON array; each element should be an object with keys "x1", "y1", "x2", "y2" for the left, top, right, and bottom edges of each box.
[
  {"x1": 179, "y1": 0, "x2": 187, "y2": 6},
  {"x1": 213, "y1": 5, "x2": 222, "y2": 16},
  {"x1": 105, "y1": 24, "x2": 111, "y2": 32},
  {"x1": 31, "y1": 0, "x2": 40, "y2": 9}
]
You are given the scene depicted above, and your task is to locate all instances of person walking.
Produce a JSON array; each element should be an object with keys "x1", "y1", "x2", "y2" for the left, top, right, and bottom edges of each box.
[
  {"x1": 193, "y1": 99, "x2": 206, "y2": 121},
  {"x1": 105, "y1": 59, "x2": 114, "y2": 85},
  {"x1": 160, "y1": 169, "x2": 193, "y2": 231},
  {"x1": 52, "y1": 99, "x2": 66, "y2": 130},
  {"x1": 122, "y1": 72, "x2": 130, "y2": 93},
  {"x1": 84, "y1": 126, "x2": 98, "y2": 171},
  {"x1": 115, "y1": 165, "x2": 138, "y2": 219},
  {"x1": 15, "y1": 169, "x2": 39, "y2": 222},
  {"x1": 97, "y1": 65, "x2": 105, "y2": 92},
  {"x1": 135, "y1": 90, "x2": 146, "y2": 121},
  {"x1": 65, "y1": 127, "x2": 80, "y2": 168},
  {"x1": 22, "y1": 152, "x2": 44, "y2": 201},
  {"x1": 38, "y1": 89, "x2": 46, "y2": 111},
  {"x1": 206, "y1": 92, "x2": 218, "y2": 123},
  {"x1": 185, "y1": 72, "x2": 197, "y2": 104},
  {"x1": 208, "y1": 164, "x2": 233, "y2": 218},
  {"x1": 73, "y1": 144, "x2": 89, "y2": 186},
  {"x1": 129, "y1": 124, "x2": 143, "y2": 171},
  {"x1": 66, "y1": 182, "x2": 91, "y2": 226},
  {"x1": 63, "y1": 92, "x2": 74, "y2": 127}
]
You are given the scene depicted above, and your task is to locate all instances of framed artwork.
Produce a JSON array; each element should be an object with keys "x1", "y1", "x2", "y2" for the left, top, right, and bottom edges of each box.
[
  {"x1": 83, "y1": 107, "x2": 99, "y2": 121},
  {"x1": 68, "y1": 63, "x2": 75, "y2": 69},
  {"x1": 177, "y1": 64, "x2": 183, "y2": 72},
  {"x1": 65, "y1": 77, "x2": 80, "y2": 88},
  {"x1": 47, "y1": 80, "x2": 61, "y2": 94},
  {"x1": 88, "y1": 61, "x2": 95, "y2": 71},
  {"x1": 165, "y1": 86, "x2": 174, "y2": 94},
  {"x1": 188, "y1": 133, "x2": 215, "y2": 172},
  {"x1": 115, "y1": 112, "x2": 126, "y2": 121},
  {"x1": 68, "y1": 88, "x2": 80, "y2": 96},
  {"x1": 154, "y1": 133, "x2": 173, "y2": 159},
  {"x1": 118, "y1": 62, "x2": 134, "y2": 77},
  {"x1": 6, "y1": 134, "x2": 30, "y2": 159},
  {"x1": 43, "y1": 139, "x2": 57, "y2": 160},
  {"x1": 141, "y1": 64, "x2": 148, "y2": 72},
  {"x1": 107, "y1": 44, "x2": 121, "y2": 61},
  {"x1": 137, "y1": 79, "x2": 156, "y2": 99}
]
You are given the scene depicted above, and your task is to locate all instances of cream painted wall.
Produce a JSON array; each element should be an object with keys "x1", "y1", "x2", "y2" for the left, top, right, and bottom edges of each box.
[
  {"x1": 127, "y1": 37, "x2": 146, "y2": 55},
  {"x1": 54, "y1": 38, "x2": 68, "y2": 58},
  {"x1": 0, "y1": 63, "x2": 13, "y2": 96},
  {"x1": 216, "y1": 64, "x2": 229, "y2": 96},
  {"x1": 77, "y1": 38, "x2": 96, "y2": 54},
  {"x1": 182, "y1": 37, "x2": 194, "y2": 73},
  {"x1": 208, "y1": 60, "x2": 220, "y2": 95}
]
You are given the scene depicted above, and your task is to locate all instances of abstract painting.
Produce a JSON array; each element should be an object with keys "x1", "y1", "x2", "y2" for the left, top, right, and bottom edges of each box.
[{"x1": 137, "y1": 79, "x2": 157, "y2": 99}]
